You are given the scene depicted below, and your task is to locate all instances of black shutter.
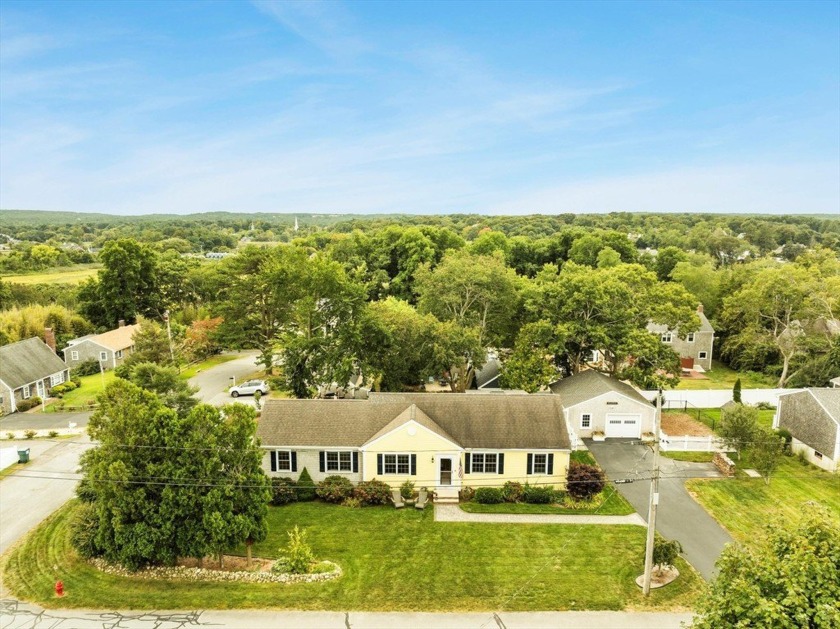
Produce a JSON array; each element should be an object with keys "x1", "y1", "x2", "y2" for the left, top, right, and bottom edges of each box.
[
  {"x1": 352, "y1": 451, "x2": 359, "y2": 473},
  {"x1": 319, "y1": 451, "x2": 325, "y2": 473},
  {"x1": 547, "y1": 453, "x2": 554, "y2": 475},
  {"x1": 291, "y1": 451, "x2": 297, "y2": 472},
  {"x1": 270, "y1": 451, "x2": 277, "y2": 472},
  {"x1": 410, "y1": 454, "x2": 417, "y2": 476},
  {"x1": 498, "y1": 453, "x2": 505, "y2": 474},
  {"x1": 527, "y1": 453, "x2": 533, "y2": 475},
  {"x1": 464, "y1": 453, "x2": 471, "y2": 474},
  {"x1": 377, "y1": 453, "x2": 383, "y2": 475}
]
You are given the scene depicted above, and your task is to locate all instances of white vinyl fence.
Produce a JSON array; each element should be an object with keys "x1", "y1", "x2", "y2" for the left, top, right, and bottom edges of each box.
[
  {"x1": 640, "y1": 388, "x2": 800, "y2": 408},
  {"x1": 659, "y1": 432, "x2": 726, "y2": 452}
]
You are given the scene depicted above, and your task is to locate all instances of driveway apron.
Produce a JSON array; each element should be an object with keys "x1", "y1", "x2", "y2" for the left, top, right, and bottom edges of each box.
[{"x1": 585, "y1": 439, "x2": 733, "y2": 581}]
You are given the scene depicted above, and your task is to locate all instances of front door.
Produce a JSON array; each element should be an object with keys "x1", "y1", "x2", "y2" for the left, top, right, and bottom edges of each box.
[
  {"x1": 36, "y1": 381, "x2": 45, "y2": 399},
  {"x1": 439, "y1": 458, "x2": 453, "y2": 485}
]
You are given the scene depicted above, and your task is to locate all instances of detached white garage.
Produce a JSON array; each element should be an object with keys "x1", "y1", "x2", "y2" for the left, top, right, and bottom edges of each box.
[
  {"x1": 550, "y1": 370, "x2": 656, "y2": 442},
  {"x1": 605, "y1": 414, "x2": 642, "y2": 438}
]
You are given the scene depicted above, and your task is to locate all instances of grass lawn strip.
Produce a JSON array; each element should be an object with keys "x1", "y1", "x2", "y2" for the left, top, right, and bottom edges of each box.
[
  {"x1": 178, "y1": 354, "x2": 238, "y2": 380},
  {"x1": 686, "y1": 457, "x2": 840, "y2": 544},
  {"x1": 3, "y1": 501, "x2": 702, "y2": 611},
  {"x1": 675, "y1": 360, "x2": 776, "y2": 390},
  {"x1": 45, "y1": 371, "x2": 116, "y2": 413},
  {"x1": 661, "y1": 452, "x2": 715, "y2": 463}
]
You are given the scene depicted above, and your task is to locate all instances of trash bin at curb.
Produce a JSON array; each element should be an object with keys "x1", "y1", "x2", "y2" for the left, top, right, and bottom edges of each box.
[{"x1": 17, "y1": 448, "x2": 30, "y2": 463}]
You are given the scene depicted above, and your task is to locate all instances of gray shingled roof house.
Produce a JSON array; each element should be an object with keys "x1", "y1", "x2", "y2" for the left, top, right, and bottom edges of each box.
[
  {"x1": 549, "y1": 370, "x2": 655, "y2": 443},
  {"x1": 0, "y1": 337, "x2": 70, "y2": 414},
  {"x1": 646, "y1": 305, "x2": 715, "y2": 371},
  {"x1": 257, "y1": 392, "x2": 571, "y2": 500},
  {"x1": 773, "y1": 388, "x2": 840, "y2": 473}
]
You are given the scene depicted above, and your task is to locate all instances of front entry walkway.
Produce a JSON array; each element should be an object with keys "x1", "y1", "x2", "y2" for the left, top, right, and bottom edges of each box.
[{"x1": 434, "y1": 503, "x2": 645, "y2": 526}]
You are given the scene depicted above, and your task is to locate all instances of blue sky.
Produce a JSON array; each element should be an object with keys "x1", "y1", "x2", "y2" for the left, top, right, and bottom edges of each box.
[{"x1": 1, "y1": 0, "x2": 838, "y2": 215}]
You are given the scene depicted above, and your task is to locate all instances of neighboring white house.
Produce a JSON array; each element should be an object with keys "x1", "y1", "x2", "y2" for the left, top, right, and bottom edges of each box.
[
  {"x1": 549, "y1": 370, "x2": 656, "y2": 443},
  {"x1": 773, "y1": 388, "x2": 840, "y2": 473}
]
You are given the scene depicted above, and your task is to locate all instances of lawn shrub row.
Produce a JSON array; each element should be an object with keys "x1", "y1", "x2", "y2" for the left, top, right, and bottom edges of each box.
[{"x1": 271, "y1": 471, "x2": 391, "y2": 507}]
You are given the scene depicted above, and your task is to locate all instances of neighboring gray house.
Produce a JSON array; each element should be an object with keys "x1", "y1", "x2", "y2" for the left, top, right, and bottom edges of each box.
[
  {"x1": 63, "y1": 322, "x2": 141, "y2": 371},
  {"x1": 472, "y1": 353, "x2": 502, "y2": 390},
  {"x1": 646, "y1": 305, "x2": 715, "y2": 371},
  {"x1": 549, "y1": 369, "x2": 655, "y2": 442},
  {"x1": 0, "y1": 337, "x2": 70, "y2": 414},
  {"x1": 773, "y1": 389, "x2": 840, "y2": 473}
]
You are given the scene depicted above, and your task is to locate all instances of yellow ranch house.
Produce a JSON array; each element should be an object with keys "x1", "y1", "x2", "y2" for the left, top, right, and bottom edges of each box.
[{"x1": 257, "y1": 393, "x2": 571, "y2": 502}]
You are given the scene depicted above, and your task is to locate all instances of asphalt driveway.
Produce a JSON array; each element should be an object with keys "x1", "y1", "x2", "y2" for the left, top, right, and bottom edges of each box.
[
  {"x1": 586, "y1": 439, "x2": 733, "y2": 581},
  {"x1": 189, "y1": 350, "x2": 262, "y2": 405}
]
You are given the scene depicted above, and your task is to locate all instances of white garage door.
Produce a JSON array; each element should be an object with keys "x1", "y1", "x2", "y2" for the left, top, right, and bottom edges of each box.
[{"x1": 605, "y1": 414, "x2": 641, "y2": 438}]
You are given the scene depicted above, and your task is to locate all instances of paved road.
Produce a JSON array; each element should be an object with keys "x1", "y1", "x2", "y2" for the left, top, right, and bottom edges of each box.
[
  {"x1": 0, "y1": 602, "x2": 694, "y2": 628},
  {"x1": 0, "y1": 437, "x2": 90, "y2": 559},
  {"x1": 586, "y1": 439, "x2": 733, "y2": 581},
  {"x1": 0, "y1": 411, "x2": 90, "y2": 432},
  {"x1": 188, "y1": 350, "x2": 262, "y2": 405}
]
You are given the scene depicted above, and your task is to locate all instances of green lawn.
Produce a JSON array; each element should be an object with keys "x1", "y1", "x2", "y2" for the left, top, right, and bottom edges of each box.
[
  {"x1": 661, "y1": 451, "x2": 715, "y2": 463},
  {"x1": 1, "y1": 264, "x2": 101, "y2": 285},
  {"x1": 665, "y1": 408, "x2": 776, "y2": 433},
  {"x1": 686, "y1": 457, "x2": 840, "y2": 544},
  {"x1": 675, "y1": 360, "x2": 776, "y2": 390},
  {"x1": 571, "y1": 450, "x2": 598, "y2": 465},
  {"x1": 179, "y1": 354, "x2": 238, "y2": 380},
  {"x1": 460, "y1": 489, "x2": 635, "y2": 516},
  {"x1": 45, "y1": 371, "x2": 116, "y2": 412},
  {"x1": 3, "y1": 501, "x2": 702, "y2": 611}
]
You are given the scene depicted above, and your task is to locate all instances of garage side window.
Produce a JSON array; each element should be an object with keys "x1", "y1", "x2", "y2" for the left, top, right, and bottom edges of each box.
[{"x1": 581, "y1": 414, "x2": 591, "y2": 429}]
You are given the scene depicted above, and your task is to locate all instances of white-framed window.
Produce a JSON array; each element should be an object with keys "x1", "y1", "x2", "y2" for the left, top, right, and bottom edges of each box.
[
  {"x1": 532, "y1": 453, "x2": 548, "y2": 474},
  {"x1": 814, "y1": 451, "x2": 823, "y2": 460},
  {"x1": 590, "y1": 350, "x2": 600, "y2": 363},
  {"x1": 70, "y1": 350, "x2": 79, "y2": 361},
  {"x1": 660, "y1": 332, "x2": 673, "y2": 343},
  {"x1": 99, "y1": 351, "x2": 108, "y2": 361},
  {"x1": 50, "y1": 373, "x2": 64, "y2": 387},
  {"x1": 275, "y1": 450, "x2": 292, "y2": 472},
  {"x1": 698, "y1": 351, "x2": 708, "y2": 359},
  {"x1": 115, "y1": 350, "x2": 123, "y2": 359},
  {"x1": 382, "y1": 453, "x2": 410, "y2": 474},
  {"x1": 326, "y1": 450, "x2": 353, "y2": 472},
  {"x1": 686, "y1": 333, "x2": 695, "y2": 343},
  {"x1": 581, "y1": 414, "x2": 592, "y2": 429},
  {"x1": 22, "y1": 385, "x2": 31, "y2": 400},
  {"x1": 471, "y1": 452, "x2": 499, "y2": 473}
]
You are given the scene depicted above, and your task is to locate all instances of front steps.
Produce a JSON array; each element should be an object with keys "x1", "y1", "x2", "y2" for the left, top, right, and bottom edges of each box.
[{"x1": 434, "y1": 487, "x2": 460, "y2": 504}]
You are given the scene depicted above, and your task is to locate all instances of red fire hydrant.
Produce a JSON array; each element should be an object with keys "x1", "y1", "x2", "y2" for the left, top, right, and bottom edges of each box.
[{"x1": 55, "y1": 580, "x2": 64, "y2": 597}]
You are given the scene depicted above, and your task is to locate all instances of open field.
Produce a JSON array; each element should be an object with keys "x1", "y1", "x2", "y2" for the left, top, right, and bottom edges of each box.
[
  {"x1": 675, "y1": 361, "x2": 776, "y2": 390},
  {"x1": 2, "y1": 264, "x2": 101, "y2": 285},
  {"x1": 686, "y1": 457, "x2": 840, "y2": 544},
  {"x1": 2, "y1": 501, "x2": 703, "y2": 611}
]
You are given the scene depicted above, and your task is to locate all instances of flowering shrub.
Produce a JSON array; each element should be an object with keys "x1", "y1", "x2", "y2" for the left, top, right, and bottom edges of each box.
[
  {"x1": 316, "y1": 476, "x2": 354, "y2": 503},
  {"x1": 354, "y1": 479, "x2": 391, "y2": 505}
]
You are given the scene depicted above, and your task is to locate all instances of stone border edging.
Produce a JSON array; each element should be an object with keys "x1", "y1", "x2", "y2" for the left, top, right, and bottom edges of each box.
[{"x1": 89, "y1": 558, "x2": 342, "y2": 584}]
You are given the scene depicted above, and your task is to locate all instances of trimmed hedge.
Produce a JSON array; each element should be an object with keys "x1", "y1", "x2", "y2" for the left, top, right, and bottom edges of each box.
[
  {"x1": 523, "y1": 484, "x2": 554, "y2": 504},
  {"x1": 296, "y1": 468, "x2": 317, "y2": 501},
  {"x1": 16, "y1": 397, "x2": 42, "y2": 412},
  {"x1": 475, "y1": 487, "x2": 504, "y2": 504},
  {"x1": 316, "y1": 476, "x2": 355, "y2": 503},
  {"x1": 502, "y1": 481, "x2": 524, "y2": 503},
  {"x1": 566, "y1": 462, "x2": 606, "y2": 500}
]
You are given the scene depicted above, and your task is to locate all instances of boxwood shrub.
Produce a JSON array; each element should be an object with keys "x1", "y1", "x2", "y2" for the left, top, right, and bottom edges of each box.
[
  {"x1": 523, "y1": 484, "x2": 554, "y2": 504},
  {"x1": 296, "y1": 468, "x2": 317, "y2": 501},
  {"x1": 475, "y1": 487, "x2": 504, "y2": 504}
]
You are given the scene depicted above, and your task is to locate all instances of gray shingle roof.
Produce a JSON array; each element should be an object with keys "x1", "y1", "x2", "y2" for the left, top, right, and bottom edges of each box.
[
  {"x1": 808, "y1": 389, "x2": 840, "y2": 423},
  {"x1": 474, "y1": 358, "x2": 501, "y2": 389},
  {"x1": 0, "y1": 337, "x2": 68, "y2": 389},
  {"x1": 257, "y1": 393, "x2": 570, "y2": 450},
  {"x1": 647, "y1": 310, "x2": 714, "y2": 334},
  {"x1": 548, "y1": 370, "x2": 652, "y2": 407}
]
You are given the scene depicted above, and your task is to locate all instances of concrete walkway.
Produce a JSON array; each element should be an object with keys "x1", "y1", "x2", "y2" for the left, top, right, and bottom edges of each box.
[
  {"x1": 0, "y1": 601, "x2": 695, "y2": 628},
  {"x1": 435, "y1": 503, "x2": 646, "y2": 526}
]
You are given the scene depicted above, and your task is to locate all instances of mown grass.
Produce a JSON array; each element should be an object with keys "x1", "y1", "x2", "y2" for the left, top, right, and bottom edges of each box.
[
  {"x1": 45, "y1": 372, "x2": 116, "y2": 412},
  {"x1": 661, "y1": 451, "x2": 715, "y2": 463},
  {"x1": 2, "y1": 264, "x2": 100, "y2": 285},
  {"x1": 675, "y1": 360, "x2": 776, "y2": 390},
  {"x1": 686, "y1": 457, "x2": 840, "y2": 544},
  {"x1": 3, "y1": 501, "x2": 702, "y2": 611},
  {"x1": 460, "y1": 489, "x2": 635, "y2": 516},
  {"x1": 179, "y1": 354, "x2": 238, "y2": 380}
]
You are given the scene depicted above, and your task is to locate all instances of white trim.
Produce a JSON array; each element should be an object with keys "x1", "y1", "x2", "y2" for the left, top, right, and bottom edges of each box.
[
  {"x1": 605, "y1": 413, "x2": 642, "y2": 438},
  {"x1": 469, "y1": 451, "x2": 501, "y2": 474},
  {"x1": 565, "y1": 390, "x2": 653, "y2": 412},
  {"x1": 1, "y1": 381, "x2": 15, "y2": 412},
  {"x1": 99, "y1": 351, "x2": 108, "y2": 361},
  {"x1": 580, "y1": 413, "x2": 592, "y2": 429},
  {"x1": 325, "y1": 450, "x2": 355, "y2": 473},
  {"x1": 22, "y1": 385, "x2": 31, "y2": 400},
  {"x1": 115, "y1": 349, "x2": 123, "y2": 359},
  {"x1": 531, "y1": 452, "x2": 548, "y2": 474},
  {"x1": 274, "y1": 449, "x2": 293, "y2": 473},
  {"x1": 36, "y1": 380, "x2": 45, "y2": 399},
  {"x1": 698, "y1": 351, "x2": 708, "y2": 359},
  {"x1": 435, "y1": 453, "x2": 461, "y2": 488},
  {"x1": 660, "y1": 332, "x2": 673, "y2": 343},
  {"x1": 361, "y1": 418, "x2": 462, "y2": 450},
  {"x1": 70, "y1": 350, "x2": 79, "y2": 361},
  {"x1": 686, "y1": 333, "x2": 695, "y2": 343},
  {"x1": 379, "y1": 452, "x2": 413, "y2": 475}
]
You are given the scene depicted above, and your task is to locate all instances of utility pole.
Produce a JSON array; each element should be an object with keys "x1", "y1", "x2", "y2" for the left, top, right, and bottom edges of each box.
[{"x1": 642, "y1": 388, "x2": 662, "y2": 595}]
